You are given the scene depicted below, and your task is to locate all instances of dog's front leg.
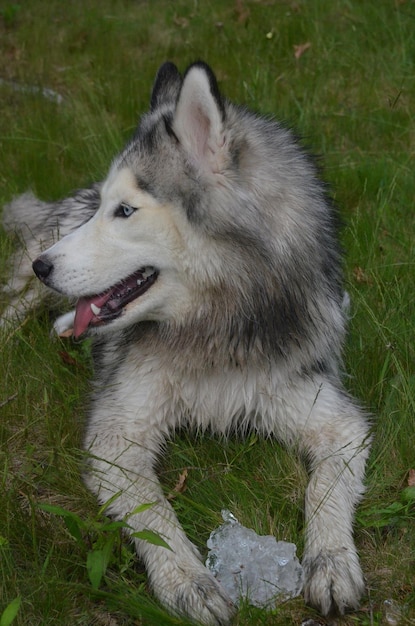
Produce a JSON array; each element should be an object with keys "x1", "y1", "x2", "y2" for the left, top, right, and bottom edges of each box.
[
  {"x1": 287, "y1": 379, "x2": 371, "y2": 616},
  {"x1": 83, "y1": 397, "x2": 234, "y2": 626}
]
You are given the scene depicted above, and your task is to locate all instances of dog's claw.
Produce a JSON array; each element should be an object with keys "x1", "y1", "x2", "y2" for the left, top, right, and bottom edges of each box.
[
  {"x1": 303, "y1": 549, "x2": 365, "y2": 616},
  {"x1": 152, "y1": 567, "x2": 235, "y2": 626}
]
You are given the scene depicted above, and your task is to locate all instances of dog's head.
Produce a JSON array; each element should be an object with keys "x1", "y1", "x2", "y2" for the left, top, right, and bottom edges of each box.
[
  {"x1": 32, "y1": 62, "x2": 232, "y2": 338},
  {"x1": 32, "y1": 61, "x2": 344, "y2": 369}
]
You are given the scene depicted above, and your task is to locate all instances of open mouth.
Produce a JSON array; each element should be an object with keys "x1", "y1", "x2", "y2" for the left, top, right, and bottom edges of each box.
[{"x1": 73, "y1": 266, "x2": 158, "y2": 338}]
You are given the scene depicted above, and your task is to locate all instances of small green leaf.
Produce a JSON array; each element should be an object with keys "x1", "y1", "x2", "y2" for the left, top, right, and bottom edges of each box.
[
  {"x1": 99, "y1": 520, "x2": 131, "y2": 532},
  {"x1": 131, "y1": 529, "x2": 172, "y2": 551},
  {"x1": 401, "y1": 486, "x2": 415, "y2": 504},
  {"x1": 87, "y1": 549, "x2": 108, "y2": 590},
  {"x1": 0, "y1": 597, "x2": 21, "y2": 626},
  {"x1": 38, "y1": 503, "x2": 84, "y2": 524},
  {"x1": 38, "y1": 503, "x2": 86, "y2": 541},
  {"x1": 97, "y1": 491, "x2": 123, "y2": 516},
  {"x1": 127, "y1": 502, "x2": 157, "y2": 518},
  {"x1": 64, "y1": 516, "x2": 83, "y2": 544}
]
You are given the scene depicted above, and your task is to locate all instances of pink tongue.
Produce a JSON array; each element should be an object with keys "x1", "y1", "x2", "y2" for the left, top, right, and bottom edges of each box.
[{"x1": 73, "y1": 292, "x2": 112, "y2": 339}]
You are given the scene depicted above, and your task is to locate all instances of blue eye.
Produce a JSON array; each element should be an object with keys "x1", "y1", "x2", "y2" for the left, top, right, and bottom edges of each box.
[{"x1": 115, "y1": 202, "x2": 137, "y2": 218}]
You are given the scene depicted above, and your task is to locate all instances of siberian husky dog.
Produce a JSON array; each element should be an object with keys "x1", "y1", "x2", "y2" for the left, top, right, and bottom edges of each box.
[{"x1": 2, "y1": 62, "x2": 370, "y2": 625}]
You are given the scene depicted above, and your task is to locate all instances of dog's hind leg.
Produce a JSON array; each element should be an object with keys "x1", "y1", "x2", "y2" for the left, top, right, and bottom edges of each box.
[{"x1": 272, "y1": 378, "x2": 371, "y2": 616}]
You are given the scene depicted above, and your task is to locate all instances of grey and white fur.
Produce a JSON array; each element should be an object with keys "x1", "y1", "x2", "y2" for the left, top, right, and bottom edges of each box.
[{"x1": 1, "y1": 62, "x2": 371, "y2": 625}]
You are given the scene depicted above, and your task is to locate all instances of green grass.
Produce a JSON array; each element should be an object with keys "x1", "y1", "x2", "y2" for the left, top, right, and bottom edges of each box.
[{"x1": 1, "y1": 0, "x2": 414, "y2": 624}]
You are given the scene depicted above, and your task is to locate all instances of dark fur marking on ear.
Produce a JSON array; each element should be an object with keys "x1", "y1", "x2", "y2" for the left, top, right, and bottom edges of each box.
[
  {"x1": 163, "y1": 113, "x2": 179, "y2": 142},
  {"x1": 150, "y1": 62, "x2": 182, "y2": 111}
]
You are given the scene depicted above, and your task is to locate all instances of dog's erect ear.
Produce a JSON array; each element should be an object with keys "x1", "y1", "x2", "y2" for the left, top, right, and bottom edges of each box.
[
  {"x1": 172, "y1": 62, "x2": 226, "y2": 170},
  {"x1": 150, "y1": 62, "x2": 182, "y2": 111}
]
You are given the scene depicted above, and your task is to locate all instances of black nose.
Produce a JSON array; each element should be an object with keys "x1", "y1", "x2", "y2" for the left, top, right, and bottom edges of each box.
[{"x1": 32, "y1": 257, "x2": 53, "y2": 280}]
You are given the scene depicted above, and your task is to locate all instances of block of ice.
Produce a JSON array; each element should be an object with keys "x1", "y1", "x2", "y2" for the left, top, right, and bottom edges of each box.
[{"x1": 206, "y1": 510, "x2": 303, "y2": 608}]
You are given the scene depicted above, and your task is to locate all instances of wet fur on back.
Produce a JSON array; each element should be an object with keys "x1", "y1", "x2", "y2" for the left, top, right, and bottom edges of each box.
[{"x1": 2, "y1": 62, "x2": 370, "y2": 625}]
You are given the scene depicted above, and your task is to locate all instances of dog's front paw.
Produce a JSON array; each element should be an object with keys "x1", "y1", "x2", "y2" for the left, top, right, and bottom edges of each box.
[
  {"x1": 151, "y1": 561, "x2": 234, "y2": 626},
  {"x1": 303, "y1": 548, "x2": 365, "y2": 616}
]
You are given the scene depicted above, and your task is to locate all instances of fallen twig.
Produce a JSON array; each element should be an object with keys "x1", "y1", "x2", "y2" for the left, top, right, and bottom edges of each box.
[{"x1": 0, "y1": 393, "x2": 18, "y2": 409}]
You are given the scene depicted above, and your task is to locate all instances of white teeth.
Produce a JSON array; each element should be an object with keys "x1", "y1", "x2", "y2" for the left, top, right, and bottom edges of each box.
[
  {"x1": 142, "y1": 267, "x2": 154, "y2": 279},
  {"x1": 137, "y1": 267, "x2": 155, "y2": 286},
  {"x1": 90, "y1": 303, "x2": 101, "y2": 316}
]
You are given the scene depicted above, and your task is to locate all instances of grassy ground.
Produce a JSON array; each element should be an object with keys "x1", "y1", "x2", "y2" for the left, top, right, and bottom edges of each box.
[{"x1": 0, "y1": 1, "x2": 414, "y2": 624}]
